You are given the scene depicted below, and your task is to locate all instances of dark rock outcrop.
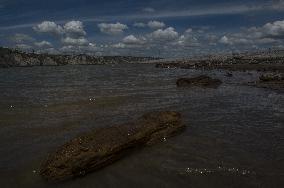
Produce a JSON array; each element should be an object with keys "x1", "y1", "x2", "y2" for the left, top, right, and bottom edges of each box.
[
  {"x1": 40, "y1": 111, "x2": 184, "y2": 182},
  {"x1": 259, "y1": 73, "x2": 284, "y2": 82},
  {"x1": 249, "y1": 73, "x2": 284, "y2": 91},
  {"x1": 225, "y1": 72, "x2": 233, "y2": 77},
  {"x1": 176, "y1": 75, "x2": 222, "y2": 88}
]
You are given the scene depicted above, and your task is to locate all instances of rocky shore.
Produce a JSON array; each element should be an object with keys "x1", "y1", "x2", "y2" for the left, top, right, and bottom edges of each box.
[
  {"x1": 0, "y1": 47, "x2": 159, "y2": 68},
  {"x1": 40, "y1": 111, "x2": 185, "y2": 182},
  {"x1": 248, "y1": 73, "x2": 284, "y2": 91},
  {"x1": 156, "y1": 50, "x2": 284, "y2": 73}
]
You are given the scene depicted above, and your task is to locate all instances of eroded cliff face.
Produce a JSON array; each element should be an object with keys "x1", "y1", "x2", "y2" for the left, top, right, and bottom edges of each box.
[{"x1": 0, "y1": 47, "x2": 159, "y2": 68}]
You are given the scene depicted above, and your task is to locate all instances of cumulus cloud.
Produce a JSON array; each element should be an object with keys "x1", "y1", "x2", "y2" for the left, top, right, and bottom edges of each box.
[
  {"x1": 259, "y1": 20, "x2": 284, "y2": 38},
  {"x1": 171, "y1": 28, "x2": 202, "y2": 47},
  {"x1": 9, "y1": 33, "x2": 34, "y2": 43},
  {"x1": 112, "y1": 43, "x2": 126, "y2": 49},
  {"x1": 218, "y1": 20, "x2": 284, "y2": 48},
  {"x1": 61, "y1": 37, "x2": 89, "y2": 46},
  {"x1": 112, "y1": 35, "x2": 146, "y2": 49},
  {"x1": 33, "y1": 20, "x2": 86, "y2": 37},
  {"x1": 123, "y1": 35, "x2": 145, "y2": 45},
  {"x1": 177, "y1": 35, "x2": 199, "y2": 47},
  {"x1": 34, "y1": 41, "x2": 53, "y2": 48},
  {"x1": 219, "y1": 36, "x2": 231, "y2": 45},
  {"x1": 185, "y1": 28, "x2": 193, "y2": 33},
  {"x1": 148, "y1": 27, "x2": 179, "y2": 41},
  {"x1": 148, "y1": 21, "x2": 165, "y2": 29},
  {"x1": 133, "y1": 22, "x2": 146, "y2": 28},
  {"x1": 98, "y1": 22, "x2": 128, "y2": 35},
  {"x1": 33, "y1": 21, "x2": 64, "y2": 35},
  {"x1": 64, "y1": 21, "x2": 86, "y2": 37},
  {"x1": 60, "y1": 42, "x2": 98, "y2": 54},
  {"x1": 219, "y1": 35, "x2": 254, "y2": 46},
  {"x1": 257, "y1": 38, "x2": 277, "y2": 44}
]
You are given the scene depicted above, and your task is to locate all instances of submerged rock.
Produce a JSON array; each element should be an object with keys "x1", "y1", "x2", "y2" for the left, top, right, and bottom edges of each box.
[
  {"x1": 248, "y1": 73, "x2": 284, "y2": 91},
  {"x1": 176, "y1": 75, "x2": 222, "y2": 88},
  {"x1": 259, "y1": 73, "x2": 284, "y2": 82},
  {"x1": 225, "y1": 72, "x2": 233, "y2": 77},
  {"x1": 40, "y1": 111, "x2": 185, "y2": 182}
]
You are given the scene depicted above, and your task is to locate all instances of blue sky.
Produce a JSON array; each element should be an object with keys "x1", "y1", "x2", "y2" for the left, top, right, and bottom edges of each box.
[{"x1": 1, "y1": 0, "x2": 284, "y2": 57}]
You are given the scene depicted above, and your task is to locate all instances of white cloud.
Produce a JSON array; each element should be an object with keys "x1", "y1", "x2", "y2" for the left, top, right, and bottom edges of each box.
[
  {"x1": 177, "y1": 35, "x2": 199, "y2": 47},
  {"x1": 34, "y1": 41, "x2": 53, "y2": 48},
  {"x1": 148, "y1": 21, "x2": 165, "y2": 29},
  {"x1": 219, "y1": 36, "x2": 231, "y2": 45},
  {"x1": 33, "y1": 21, "x2": 64, "y2": 35},
  {"x1": 60, "y1": 45, "x2": 77, "y2": 53},
  {"x1": 59, "y1": 43, "x2": 99, "y2": 54},
  {"x1": 61, "y1": 37, "x2": 89, "y2": 46},
  {"x1": 98, "y1": 22, "x2": 128, "y2": 35},
  {"x1": 185, "y1": 28, "x2": 193, "y2": 33},
  {"x1": 171, "y1": 28, "x2": 204, "y2": 47},
  {"x1": 257, "y1": 38, "x2": 277, "y2": 44},
  {"x1": 219, "y1": 35, "x2": 253, "y2": 46},
  {"x1": 123, "y1": 35, "x2": 145, "y2": 45},
  {"x1": 243, "y1": 20, "x2": 284, "y2": 40},
  {"x1": 112, "y1": 43, "x2": 126, "y2": 48},
  {"x1": 133, "y1": 22, "x2": 146, "y2": 28},
  {"x1": 64, "y1": 20, "x2": 86, "y2": 37},
  {"x1": 217, "y1": 20, "x2": 284, "y2": 47},
  {"x1": 148, "y1": 27, "x2": 179, "y2": 41},
  {"x1": 261, "y1": 20, "x2": 284, "y2": 38}
]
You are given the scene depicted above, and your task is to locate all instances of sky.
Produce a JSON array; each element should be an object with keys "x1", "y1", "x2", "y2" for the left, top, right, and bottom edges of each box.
[{"x1": 1, "y1": 0, "x2": 284, "y2": 57}]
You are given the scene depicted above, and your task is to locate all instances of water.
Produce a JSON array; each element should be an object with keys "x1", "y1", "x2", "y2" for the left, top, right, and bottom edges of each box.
[{"x1": 0, "y1": 64, "x2": 283, "y2": 188}]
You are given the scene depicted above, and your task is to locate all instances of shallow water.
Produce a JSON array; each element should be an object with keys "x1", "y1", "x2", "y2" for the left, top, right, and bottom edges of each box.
[{"x1": 0, "y1": 64, "x2": 283, "y2": 188}]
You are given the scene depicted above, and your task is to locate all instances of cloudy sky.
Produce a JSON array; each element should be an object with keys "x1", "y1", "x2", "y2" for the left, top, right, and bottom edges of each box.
[{"x1": 1, "y1": 0, "x2": 284, "y2": 57}]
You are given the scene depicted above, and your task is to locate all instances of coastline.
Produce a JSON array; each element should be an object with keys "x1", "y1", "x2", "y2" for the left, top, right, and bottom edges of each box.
[{"x1": 0, "y1": 47, "x2": 160, "y2": 68}]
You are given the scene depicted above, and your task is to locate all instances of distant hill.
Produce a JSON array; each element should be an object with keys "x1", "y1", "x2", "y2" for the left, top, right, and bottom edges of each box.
[{"x1": 0, "y1": 47, "x2": 161, "y2": 68}]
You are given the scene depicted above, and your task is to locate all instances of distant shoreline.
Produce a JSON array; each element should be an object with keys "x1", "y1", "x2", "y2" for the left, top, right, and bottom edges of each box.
[
  {"x1": 155, "y1": 49, "x2": 284, "y2": 73},
  {"x1": 0, "y1": 47, "x2": 161, "y2": 68}
]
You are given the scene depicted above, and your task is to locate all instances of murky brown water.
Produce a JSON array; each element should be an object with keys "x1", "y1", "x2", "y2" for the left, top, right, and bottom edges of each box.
[{"x1": 0, "y1": 64, "x2": 283, "y2": 187}]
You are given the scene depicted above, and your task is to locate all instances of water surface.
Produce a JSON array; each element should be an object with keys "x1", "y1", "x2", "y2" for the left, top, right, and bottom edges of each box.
[{"x1": 0, "y1": 64, "x2": 283, "y2": 187}]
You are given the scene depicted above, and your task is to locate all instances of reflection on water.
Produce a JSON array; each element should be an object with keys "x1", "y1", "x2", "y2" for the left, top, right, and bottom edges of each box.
[{"x1": 0, "y1": 64, "x2": 283, "y2": 188}]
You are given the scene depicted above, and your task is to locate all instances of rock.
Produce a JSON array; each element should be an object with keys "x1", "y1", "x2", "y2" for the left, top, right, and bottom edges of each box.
[
  {"x1": 176, "y1": 75, "x2": 222, "y2": 88},
  {"x1": 40, "y1": 111, "x2": 185, "y2": 182},
  {"x1": 248, "y1": 73, "x2": 284, "y2": 91},
  {"x1": 259, "y1": 73, "x2": 284, "y2": 82},
  {"x1": 225, "y1": 72, "x2": 233, "y2": 77}
]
